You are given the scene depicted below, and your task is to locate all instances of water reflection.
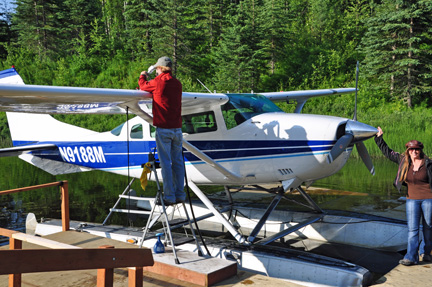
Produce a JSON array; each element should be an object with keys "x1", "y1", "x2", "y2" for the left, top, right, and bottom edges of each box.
[
  {"x1": 315, "y1": 158, "x2": 397, "y2": 194},
  {"x1": 0, "y1": 156, "x2": 156, "y2": 226},
  {"x1": 0, "y1": 156, "x2": 406, "y2": 282},
  {"x1": 0, "y1": 156, "x2": 402, "y2": 226}
]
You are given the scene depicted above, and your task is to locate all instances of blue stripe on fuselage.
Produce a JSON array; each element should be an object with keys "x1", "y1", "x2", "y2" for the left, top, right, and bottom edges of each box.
[{"x1": 13, "y1": 139, "x2": 336, "y2": 169}]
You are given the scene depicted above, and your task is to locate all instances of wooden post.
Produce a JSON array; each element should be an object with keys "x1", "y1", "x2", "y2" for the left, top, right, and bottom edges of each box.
[
  {"x1": 60, "y1": 181, "x2": 70, "y2": 231},
  {"x1": 9, "y1": 237, "x2": 22, "y2": 287},
  {"x1": 97, "y1": 245, "x2": 115, "y2": 287},
  {"x1": 128, "y1": 267, "x2": 143, "y2": 287}
]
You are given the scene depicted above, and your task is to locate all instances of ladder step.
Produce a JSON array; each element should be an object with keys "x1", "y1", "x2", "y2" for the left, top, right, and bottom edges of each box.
[
  {"x1": 118, "y1": 195, "x2": 152, "y2": 201},
  {"x1": 173, "y1": 237, "x2": 195, "y2": 246},
  {"x1": 109, "y1": 208, "x2": 157, "y2": 215},
  {"x1": 168, "y1": 218, "x2": 188, "y2": 226},
  {"x1": 155, "y1": 218, "x2": 189, "y2": 232}
]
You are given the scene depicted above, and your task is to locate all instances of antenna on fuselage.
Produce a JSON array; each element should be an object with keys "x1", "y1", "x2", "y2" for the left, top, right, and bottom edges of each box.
[
  {"x1": 197, "y1": 78, "x2": 212, "y2": 93},
  {"x1": 353, "y1": 61, "x2": 359, "y2": 121}
]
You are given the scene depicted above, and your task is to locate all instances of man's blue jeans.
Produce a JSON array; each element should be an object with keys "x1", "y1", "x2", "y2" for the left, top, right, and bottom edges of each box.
[
  {"x1": 155, "y1": 127, "x2": 185, "y2": 203},
  {"x1": 405, "y1": 198, "x2": 432, "y2": 263}
]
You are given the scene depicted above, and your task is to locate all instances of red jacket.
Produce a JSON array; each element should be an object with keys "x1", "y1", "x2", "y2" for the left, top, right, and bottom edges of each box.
[{"x1": 139, "y1": 72, "x2": 182, "y2": 128}]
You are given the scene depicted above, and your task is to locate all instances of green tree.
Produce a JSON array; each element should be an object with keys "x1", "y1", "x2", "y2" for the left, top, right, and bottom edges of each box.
[
  {"x1": 211, "y1": 1, "x2": 261, "y2": 93},
  {"x1": 361, "y1": 0, "x2": 432, "y2": 107},
  {"x1": 257, "y1": 0, "x2": 296, "y2": 91},
  {"x1": 12, "y1": 0, "x2": 63, "y2": 58},
  {"x1": 123, "y1": 0, "x2": 156, "y2": 59},
  {"x1": 175, "y1": 0, "x2": 211, "y2": 80},
  {"x1": 63, "y1": 0, "x2": 103, "y2": 55},
  {"x1": 100, "y1": 0, "x2": 126, "y2": 52},
  {"x1": 0, "y1": 0, "x2": 14, "y2": 59}
]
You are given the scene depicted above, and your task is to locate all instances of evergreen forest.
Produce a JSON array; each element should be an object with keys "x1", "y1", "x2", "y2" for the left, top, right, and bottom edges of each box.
[{"x1": 1, "y1": 0, "x2": 432, "y2": 156}]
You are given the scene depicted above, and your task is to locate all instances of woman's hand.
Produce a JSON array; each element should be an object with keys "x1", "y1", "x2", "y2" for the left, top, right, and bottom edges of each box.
[{"x1": 376, "y1": 126, "x2": 383, "y2": 137}]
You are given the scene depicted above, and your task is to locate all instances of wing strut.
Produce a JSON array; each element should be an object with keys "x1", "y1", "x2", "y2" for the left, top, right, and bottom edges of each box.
[
  {"x1": 187, "y1": 181, "x2": 246, "y2": 244},
  {"x1": 122, "y1": 101, "x2": 154, "y2": 125},
  {"x1": 247, "y1": 179, "x2": 324, "y2": 245},
  {"x1": 181, "y1": 140, "x2": 243, "y2": 182}
]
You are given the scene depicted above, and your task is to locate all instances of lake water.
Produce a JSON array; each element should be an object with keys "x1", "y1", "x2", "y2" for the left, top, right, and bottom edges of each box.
[
  {"x1": 0, "y1": 156, "x2": 406, "y2": 279},
  {"x1": 0, "y1": 155, "x2": 403, "y2": 227}
]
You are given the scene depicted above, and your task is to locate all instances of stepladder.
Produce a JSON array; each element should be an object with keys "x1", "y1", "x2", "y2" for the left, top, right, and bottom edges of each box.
[{"x1": 139, "y1": 153, "x2": 203, "y2": 264}]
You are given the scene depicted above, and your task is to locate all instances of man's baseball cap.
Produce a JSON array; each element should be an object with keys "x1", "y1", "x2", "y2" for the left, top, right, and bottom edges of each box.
[{"x1": 154, "y1": 56, "x2": 172, "y2": 68}]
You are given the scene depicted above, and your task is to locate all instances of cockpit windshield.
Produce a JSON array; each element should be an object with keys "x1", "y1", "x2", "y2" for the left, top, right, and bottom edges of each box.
[{"x1": 222, "y1": 94, "x2": 283, "y2": 129}]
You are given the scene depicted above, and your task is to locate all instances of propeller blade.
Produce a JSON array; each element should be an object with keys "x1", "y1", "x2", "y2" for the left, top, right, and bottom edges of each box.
[
  {"x1": 327, "y1": 134, "x2": 353, "y2": 164},
  {"x1": 356, "y1": 142, "x2": 375, "y2": 175}
]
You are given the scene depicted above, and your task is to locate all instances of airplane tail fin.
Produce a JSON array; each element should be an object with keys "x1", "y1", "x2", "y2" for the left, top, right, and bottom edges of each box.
[
  {"x1": 0, "y1": 67, "x2": 25, "y2": 85},
  {"x1": 0, "y1": 67, "x2": 97, "y2": 146},
  {"x1": 7, "y1": 112, "x2": 97, "y2": 146},
  {"x1": 1, "y1": 67, "x2": 97, "y2": 175}
]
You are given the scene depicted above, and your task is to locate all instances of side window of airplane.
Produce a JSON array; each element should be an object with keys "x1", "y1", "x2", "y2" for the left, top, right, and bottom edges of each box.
[
  {"x1": 150, "y1": 126, "x2": 156, "y2": 138},
  {"x1": 148, "y1": 112, "x2": 217, "y2": 137},
  {"x1": 111, "y1": 123, "x2": 125, "y2": 136},
  {"x1": 130, "y1": 124, "x2": 143, "y2": 139},
  {"x1": 182, "y1": 111, "x2": 217, "y2": 134},
  {"x1": 222, "y1": 102, "x2": 240, "y2": 129}
]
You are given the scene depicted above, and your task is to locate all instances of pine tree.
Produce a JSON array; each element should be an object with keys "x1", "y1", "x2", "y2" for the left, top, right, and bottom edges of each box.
[
  {"x1": 176, "y1": 0, "x2": 211, "y2": 80},
  {"x1": 143, "y1": 0, "x2": 187, "y2": 75},
  {"x1": 211, "y1": 1, "x2": 262, "y2": 93},
  {"x1": 0, "y1": 0, "x2": 13, "y2": 59},
  {"x1": 63, "y1": 0, "x2": 103, "y2": 55},
  {"x1": 123, "y1": 0, "x2": 156, "y2": 59},
  {"x1": 100, "y1": 0, "x2": 127, "y2": 53},
  {"x1": 361, "y1": 0, "x2": 432, "y2": 107},
  {"x1": 12, "y1": 0, "x2": 60, "y2": 58}
]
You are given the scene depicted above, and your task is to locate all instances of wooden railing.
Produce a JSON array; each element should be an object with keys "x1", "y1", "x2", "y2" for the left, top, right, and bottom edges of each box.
[
  {"x1": 0, "y1": 181, "x2": 70, "y2": 231},
  {"x1": 0, "y1": 181, "x2": 154, "y2": 287}
]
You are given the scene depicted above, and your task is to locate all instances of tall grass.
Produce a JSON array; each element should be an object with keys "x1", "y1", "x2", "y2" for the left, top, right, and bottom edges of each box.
[{"x1": 355, "y1": 106, "x2": 432, "y2": 158}]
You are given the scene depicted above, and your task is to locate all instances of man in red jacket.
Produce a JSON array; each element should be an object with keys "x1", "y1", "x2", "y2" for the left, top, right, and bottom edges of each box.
[{"x1": 139, "y1": 56, "x2": 185, "y2": 205}]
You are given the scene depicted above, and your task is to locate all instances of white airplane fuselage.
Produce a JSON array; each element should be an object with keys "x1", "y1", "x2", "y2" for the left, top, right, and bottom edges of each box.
[
  {"x1": 8, "y1": 103, "x2": 355, "y2": 187},
  {"x1": 181, "y1": 112, "x2": 351, "y2": 185}
]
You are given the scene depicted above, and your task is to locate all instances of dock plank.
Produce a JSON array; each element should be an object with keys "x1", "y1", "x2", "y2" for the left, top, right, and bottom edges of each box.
[
  {"x1": 145, "y1": 250, "x2": 237, "y2": 286},
  {"x1": 374, "y1": 261, "x2": 432, "y2": 286},
  {"x1": 0, "y1": 231, "x2": 297, "y2": 286}
]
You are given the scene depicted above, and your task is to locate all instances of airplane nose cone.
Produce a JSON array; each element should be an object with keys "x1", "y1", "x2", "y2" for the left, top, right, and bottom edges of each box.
[{"x1": 345, "y1": 120, "x2": 378, "y2": 143}]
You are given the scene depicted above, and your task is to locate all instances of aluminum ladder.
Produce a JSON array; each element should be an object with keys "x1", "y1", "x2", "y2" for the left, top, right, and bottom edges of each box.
[{"x1": 138, "y1": 154, "x2": 203, "y2": 264}]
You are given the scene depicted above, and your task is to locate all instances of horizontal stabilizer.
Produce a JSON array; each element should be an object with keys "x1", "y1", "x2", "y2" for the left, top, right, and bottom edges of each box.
[
  {"x1": 19, "y1": 154, "x2": 93, "y2": 175},
  {"x1": 0, "y1": 144, "x2": 57, "y2": 157}
]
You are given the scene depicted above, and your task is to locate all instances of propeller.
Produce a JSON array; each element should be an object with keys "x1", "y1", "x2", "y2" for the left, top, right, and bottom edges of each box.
[
  {"x1": 356, "y1": 141, "x2": 375, "y2": 175},
  {"x1": 326, "y1": 62, "x2": 377, "y2": 175},
  {"x1": 327, "y1": 133, "x2": 353, "y2": 164}
]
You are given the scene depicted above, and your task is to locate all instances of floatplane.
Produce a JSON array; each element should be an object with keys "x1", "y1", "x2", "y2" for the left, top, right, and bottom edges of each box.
[
  {"x1": 0, "y1": 66, "x2": 403, "y2": 246},
  {"x1": 0, "y1": 66, "x2": 408, "y2": 286}
]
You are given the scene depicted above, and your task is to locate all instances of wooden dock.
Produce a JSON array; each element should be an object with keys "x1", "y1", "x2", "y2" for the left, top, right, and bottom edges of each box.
[
  {"x1": 0, "y1": 230, "x2": 298, "y2": 287},
  {"x1": 373, "y1": 259, "x2": 432, "y2": 286}
]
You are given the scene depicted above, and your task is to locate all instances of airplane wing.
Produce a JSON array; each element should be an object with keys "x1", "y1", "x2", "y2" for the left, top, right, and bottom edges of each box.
[
  {"x1": 0, "y1": 68, "x2": 229, "y2": 117},
  {"x1": 0, "y1": 67, "x2": 238, "y2": 179},
  {"x1": 1, "y1": 67, "x2": 351, "y2": 115},
  {"x1": 260, "y1": 88, "x2": 356, "y2": 113},
  {"x1": 0, "y1": 67, "x2": 352, "y2": 181}
]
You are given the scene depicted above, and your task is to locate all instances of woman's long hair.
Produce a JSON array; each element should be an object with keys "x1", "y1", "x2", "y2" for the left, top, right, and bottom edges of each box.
[{"x1": 399, "y1": 148, "x2": 426, "y2": 182}]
